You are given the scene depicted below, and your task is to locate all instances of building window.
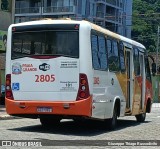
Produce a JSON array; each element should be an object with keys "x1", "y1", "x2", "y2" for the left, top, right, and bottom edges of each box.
[{"x1": 78, "y1": 0, "x2": 82, "y2": 14}]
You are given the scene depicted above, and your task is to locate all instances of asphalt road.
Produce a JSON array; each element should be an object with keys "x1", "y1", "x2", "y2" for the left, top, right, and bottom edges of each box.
[{"x1": 0, "y1": 107, "x2": 160, "y2": 149}]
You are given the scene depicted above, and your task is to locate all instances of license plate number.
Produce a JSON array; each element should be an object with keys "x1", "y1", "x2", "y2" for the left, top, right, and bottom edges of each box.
[{"x1": 37, "y1": 107, "x2": 52, "y2": 112}]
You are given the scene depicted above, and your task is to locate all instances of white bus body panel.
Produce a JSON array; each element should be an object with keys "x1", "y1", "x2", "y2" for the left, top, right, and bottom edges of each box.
[
  {"x1": 10, "y1": 57, "x2": 79, "y2": 101},
  {"x1": 78, "y1": 23, "x2": 93, "y2": 95},
  {"x1": 92, "y1": 71, "x2": 126, "y2": 119}
]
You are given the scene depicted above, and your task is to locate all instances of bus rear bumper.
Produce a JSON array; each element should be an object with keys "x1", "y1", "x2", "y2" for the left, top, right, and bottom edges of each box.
[{"x1": 5, "y1": 97, "x2": 92, "y2": 118}]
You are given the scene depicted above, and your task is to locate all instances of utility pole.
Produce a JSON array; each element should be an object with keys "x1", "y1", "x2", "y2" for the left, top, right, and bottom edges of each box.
[
  {"x1": 156, "y1": 26, "x2": 160, "y2": 102},
  {"x1": 156, "y1": 26, "x2": 160, "y2": 74}
]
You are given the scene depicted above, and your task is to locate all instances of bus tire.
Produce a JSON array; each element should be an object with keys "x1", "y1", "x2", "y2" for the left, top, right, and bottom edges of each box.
[
  {"x1": 107, "y1": 104, "x2": 118, "y2": 130},
  {"x1": 73, "y1": 118, "x2": 85, "y2": 123},
  {"x1": 135, "y1": 113, "x2": 146, "y2": 122},
  {"x1": 40, "y1": 116, "x2": 61, "y2": 127}
]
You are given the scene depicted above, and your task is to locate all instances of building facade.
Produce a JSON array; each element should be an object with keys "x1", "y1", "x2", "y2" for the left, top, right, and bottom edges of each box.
[
  {"x1": 14, "y1": 0, "x2": 132, "y2": 38},
  {"x1": 0, "y1": 0, "x2": 12, "y2": 97}
]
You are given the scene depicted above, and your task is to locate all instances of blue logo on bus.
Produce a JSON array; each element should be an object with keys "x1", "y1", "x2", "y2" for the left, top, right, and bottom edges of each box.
[
  {"x1": 12, "y1": 63, "x2": 22, "y2": 75},
  {"x1": 12, "y1": 83, "x2": 20, "y2": 91}
]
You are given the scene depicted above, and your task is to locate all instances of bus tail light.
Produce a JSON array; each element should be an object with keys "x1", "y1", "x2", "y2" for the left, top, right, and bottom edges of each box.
[
  {"x1": 6, "y1": 74, "x2": 14, "y2": 100},
  {"x1": 76, "y1": 73, "x2": 90, "y2": 101}
]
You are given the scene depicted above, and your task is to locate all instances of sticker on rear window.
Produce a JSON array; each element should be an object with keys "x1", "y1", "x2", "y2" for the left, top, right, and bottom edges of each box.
[
  {"x1": 12, "y1": 83, "x2": 20, "y2": 91},
  {"x1": 12, "y1": 63, "x2": 22, "y2": 75},
  {"x1": 39, "y1": 63, "x2": 50, "y2": 71}
]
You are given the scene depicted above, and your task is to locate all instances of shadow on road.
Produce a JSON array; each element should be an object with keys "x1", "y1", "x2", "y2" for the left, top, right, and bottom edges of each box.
[{"x1": 8, "y1": 118, "x2": 151, "y2": 136}]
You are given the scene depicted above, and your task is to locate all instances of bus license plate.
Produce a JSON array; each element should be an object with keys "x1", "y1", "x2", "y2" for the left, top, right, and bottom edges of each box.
[{"x1": 37, "y1": 107, "x2": 52, "y2": 113}]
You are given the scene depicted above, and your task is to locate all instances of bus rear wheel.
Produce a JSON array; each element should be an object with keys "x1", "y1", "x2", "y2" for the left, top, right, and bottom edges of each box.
[
  {"x1": 135, "y1": 113, "x2": 146, "y2": 122},
  {"x1": 107, "y1": 105, "x2": 118, "y2": 130},
  {"x1": 40, "y1": 116, "x2": 61, "y2": 127}
]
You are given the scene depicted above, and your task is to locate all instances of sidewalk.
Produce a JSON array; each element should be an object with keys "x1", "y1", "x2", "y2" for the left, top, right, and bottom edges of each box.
[
  {"x1": 0, "y1": 103, "x2": 160, "y2": 120},
  {"x1": 0, "y1": 105, "x2": 17, "y2": 120},
  {"x1": 152, "y1": 103, "x2": 160, "y2": 108}
]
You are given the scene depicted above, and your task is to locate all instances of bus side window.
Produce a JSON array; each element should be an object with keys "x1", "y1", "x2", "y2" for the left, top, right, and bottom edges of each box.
[
  {"x1": 145, "y1": 57, "x2": 151, "y2": 81},
  {"x1": 107, "y1": 38, "x2": 120, "y2": 72},
  {"x1": 134, "y1": 48, "x2": 140, "y2": 76},
  {"x1": 91, "y1": 34, "x2": 100, "y2": 69},
  {"x1": 119, "y1": 41, "x2": 126, "y2": 72},
  {"x1": 98, "y1": 36, "x2": 108, "y2": 70}
]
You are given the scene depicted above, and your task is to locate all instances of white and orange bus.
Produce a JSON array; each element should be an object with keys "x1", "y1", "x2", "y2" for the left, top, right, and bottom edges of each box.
[{"x1": 5, "y1": 19, "x2": 153, "y2": 129}]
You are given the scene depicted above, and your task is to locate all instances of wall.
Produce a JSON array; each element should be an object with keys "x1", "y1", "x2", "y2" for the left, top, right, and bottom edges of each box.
[{"x1": 0, "y1": 0, "x2": 12, "y2": 95}]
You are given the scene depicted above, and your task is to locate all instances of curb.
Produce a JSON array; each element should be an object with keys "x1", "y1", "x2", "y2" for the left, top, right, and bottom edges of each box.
[
  {"x1": 0, "y1": 115, "x2": 20, "y2": 120},
  {"x1": 152, "y1": 103, "x2": 160, "y2": 108}
]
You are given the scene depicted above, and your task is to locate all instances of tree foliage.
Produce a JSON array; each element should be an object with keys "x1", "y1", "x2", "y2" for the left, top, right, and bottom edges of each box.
[
  {"x1": 132, "y1": 0, "x2": 160, "y2": 52},
  {"x1": 1, "y1": 0, "x2": 9, "y2": 11}
]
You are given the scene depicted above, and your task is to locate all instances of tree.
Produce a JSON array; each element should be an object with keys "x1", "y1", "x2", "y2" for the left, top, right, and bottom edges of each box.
[
  {"x1": 1, "y1": 0, "x2": 9, "y2": 11},
  {"x1": 132, "y1": 0, "x2": 159, "y2": 52}
]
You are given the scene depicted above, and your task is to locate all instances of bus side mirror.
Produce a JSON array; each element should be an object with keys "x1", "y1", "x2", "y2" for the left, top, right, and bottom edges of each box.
[{"x1": 152, "y1": 62, "x2": 156, "y2": 76}]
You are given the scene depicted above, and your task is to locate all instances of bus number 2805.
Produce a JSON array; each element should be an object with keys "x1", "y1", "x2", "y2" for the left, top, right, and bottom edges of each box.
[{"x1": 35, "y1": 74, "x2": 55, "y2": 82}]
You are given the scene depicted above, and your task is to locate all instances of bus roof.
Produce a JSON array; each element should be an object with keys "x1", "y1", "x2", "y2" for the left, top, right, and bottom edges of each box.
[
  {"x1": 86, "y1": 21, "x2": 146, "y2": 50},
  {"x1": 10, "y1": 19, "x2": 145, "y2": 51}
]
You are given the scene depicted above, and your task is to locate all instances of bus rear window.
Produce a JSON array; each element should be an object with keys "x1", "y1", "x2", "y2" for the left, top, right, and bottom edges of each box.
[{"x1": 12, "y1": 31, "x2": 79, "y2": 59}]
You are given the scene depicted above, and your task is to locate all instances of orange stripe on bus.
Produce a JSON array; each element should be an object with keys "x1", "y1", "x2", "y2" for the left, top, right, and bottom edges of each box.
[{"x1": 5, "y1": 96, "x2": 92, "y2": 117}]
